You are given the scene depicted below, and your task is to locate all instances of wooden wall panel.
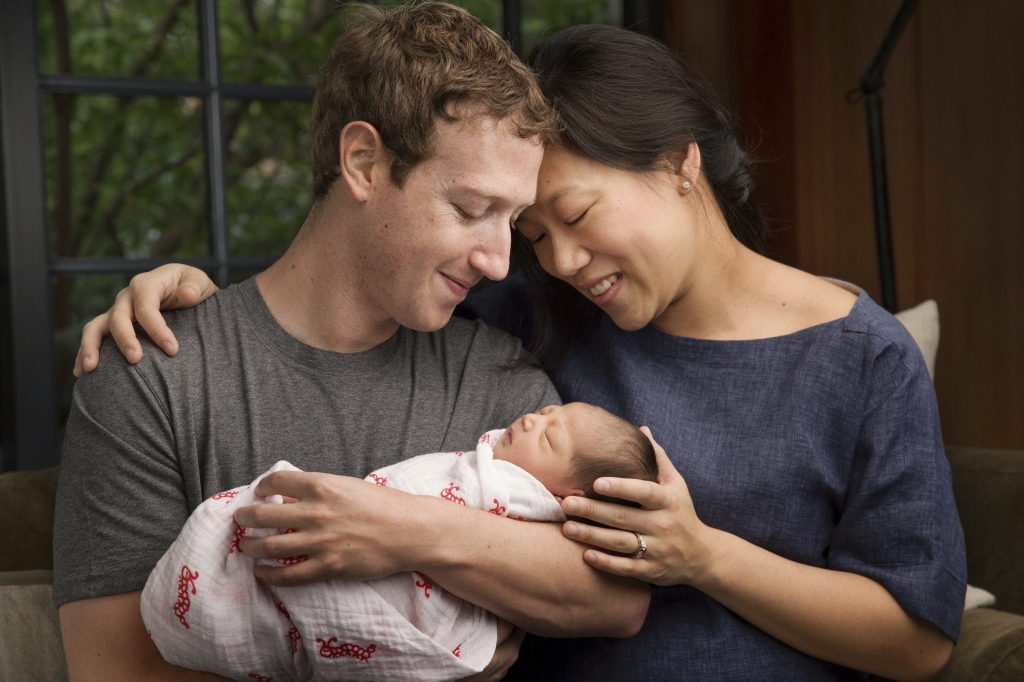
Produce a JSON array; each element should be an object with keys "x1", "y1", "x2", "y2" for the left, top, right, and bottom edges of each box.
[
  {"x1": 917, "y1": 0, "x2": 1024, "y2": 448},
  {"x1": 663, "y1": 0, "x2": 1024, "y2": 449}
]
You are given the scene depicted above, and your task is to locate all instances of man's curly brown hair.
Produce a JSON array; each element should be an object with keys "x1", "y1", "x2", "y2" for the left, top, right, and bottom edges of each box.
[{"x1": 309, "y1": 2, "x2": 557, "y2": 199}]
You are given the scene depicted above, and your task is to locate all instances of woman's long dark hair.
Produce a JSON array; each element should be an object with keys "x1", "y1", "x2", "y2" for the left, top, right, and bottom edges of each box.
[{"x1": 516, "y1": 24, "x2": 768, "y2": 367}]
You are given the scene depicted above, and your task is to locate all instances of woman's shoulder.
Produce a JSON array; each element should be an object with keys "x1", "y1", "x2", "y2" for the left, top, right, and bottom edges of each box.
[
  {"x1": 841, "y1": 289, "x2": 930, "y2": 377},
  {"x1": 754, "y1": 263, "x2": 928, "y2": 379},
  {"x1": 769, "y1": 265, "x2": 859, "y2": 331}
]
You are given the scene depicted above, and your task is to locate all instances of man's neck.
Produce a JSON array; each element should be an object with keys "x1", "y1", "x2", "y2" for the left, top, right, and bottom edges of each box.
[{"x1": 255, "y1": 201, "x2": 400, "y2": 354}]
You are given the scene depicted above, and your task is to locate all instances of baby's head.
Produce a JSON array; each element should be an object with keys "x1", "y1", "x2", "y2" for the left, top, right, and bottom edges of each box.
[{"x1": 491, "y1": 403, "x2": 657, "y2": 499}]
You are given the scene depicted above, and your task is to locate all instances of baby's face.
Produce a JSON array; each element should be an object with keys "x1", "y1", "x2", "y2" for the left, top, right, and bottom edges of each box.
[{"x1": 491, "y1": 403, "x2": 589, "y2": 498}]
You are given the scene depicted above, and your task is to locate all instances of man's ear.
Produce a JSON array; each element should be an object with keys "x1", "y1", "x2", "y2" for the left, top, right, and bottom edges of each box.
[
  {"x1": 665, "y1": 141, "x2": 702, "y2": 195},
  {"x1": 338, "y1": 121, "x2": 388, "y2": 203}
]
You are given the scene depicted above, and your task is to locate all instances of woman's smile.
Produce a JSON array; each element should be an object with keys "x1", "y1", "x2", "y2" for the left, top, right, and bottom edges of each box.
[{"x1": 584, "y1": 273, "x2": 623, "y2": 305}]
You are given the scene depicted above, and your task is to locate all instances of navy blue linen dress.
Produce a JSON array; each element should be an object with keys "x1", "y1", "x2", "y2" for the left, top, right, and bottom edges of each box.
[{"x1": 458, "y1": 276, "x2": 966, "y2": 682}]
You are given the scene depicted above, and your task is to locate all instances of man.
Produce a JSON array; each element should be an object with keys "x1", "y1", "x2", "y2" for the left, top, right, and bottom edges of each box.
[{"x1": 54, "y1": 4, "x2": 649, "y2": 681}]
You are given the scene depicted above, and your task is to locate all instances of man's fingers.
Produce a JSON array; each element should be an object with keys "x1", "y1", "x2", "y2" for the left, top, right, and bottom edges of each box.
[
  {"x1": 233, "y1": 499, "x2": 305, "y2": 529},
  {"x1": 495, "y1": 617, "x2": 514, "y2": 643},
  {"x1": 562, "y1": 522, "x2": 643, "y2": 554},
  {"x1": 238, "y1": 528, "x2": 310, "y2": 560},
  {"x1": 252, "y1": 558, "x2": 325, "y2": 587},
  {"x1": 457, "y1": 623, "x2": 523, "y2": 682},
  {"x1": 75, "y1": 313, "x2": 112, "y2": 375},
  {"x1": 251, "y1": 470, "x2": 325, "y2": 501},
  {"x1": 489, "y1": 626, "x2": 524, "y2": 680}
]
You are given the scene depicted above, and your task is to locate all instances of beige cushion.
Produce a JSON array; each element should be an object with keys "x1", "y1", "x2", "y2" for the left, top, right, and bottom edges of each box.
[
  {"x1": 894, "y1": 299, "x2": 939, "y2": 381},
  {"x1": 0, "y1": 581, "x2": 69, "y2": 682},
  {"x1": 965, "y1": 584, "x2": 997, "y2": 610}
]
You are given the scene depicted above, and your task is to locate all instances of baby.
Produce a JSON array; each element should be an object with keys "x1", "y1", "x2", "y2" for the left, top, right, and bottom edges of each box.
[
  {"x1": 491, "y1": 402, "x2": 658, "y2": 501},
  {"x1": 141, "y1": 403, "x2": 656, "y2": 682}
]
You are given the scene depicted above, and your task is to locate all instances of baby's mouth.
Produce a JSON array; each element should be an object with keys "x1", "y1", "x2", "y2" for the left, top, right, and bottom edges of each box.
[{"x1": 504, "y1": 427, "x2": 513, "y2": 445}]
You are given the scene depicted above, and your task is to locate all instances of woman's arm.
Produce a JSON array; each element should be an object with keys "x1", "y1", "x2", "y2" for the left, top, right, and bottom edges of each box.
[
  {"x1": 233, "y1": 469, "x2": 650, "y2": 639},
  {"x1": 75, "y1": 264, "x2": 218, "y2": 376},
  {"x1": 560, "y1": 430, "x2": 952, "y2": 682}
]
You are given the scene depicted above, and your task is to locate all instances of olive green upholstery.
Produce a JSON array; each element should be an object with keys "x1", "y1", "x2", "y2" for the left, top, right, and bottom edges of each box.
[{"x1": 946, "y1": 445, "x2": 1024, "y2": 617}]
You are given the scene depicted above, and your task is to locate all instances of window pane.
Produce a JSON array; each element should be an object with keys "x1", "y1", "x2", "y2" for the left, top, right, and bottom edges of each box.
[
  {"x1": 44, "y1": 94, "x2": 211, "y2": 261},
  {"x1": 226, "y1": 100, "x2": 311, "y2": 256},
  {"x1": 38, "y1": 0, "x2": 200, "y2": 80},
  {"x1": 219, "y1": 0, "x2": 346, "y2": 86},
  {"x1": 219, "y1": 0, "x2": 503, "y2": 85},
  {"x1": 522, "y1": 0, "x2": 623, "y2": 54},
  {"x1": 376, "y1": 0, "x2": 503, "y2": 34},
  {"x1": 52, "y1": 274, "x2": 131, "y2": 438}
]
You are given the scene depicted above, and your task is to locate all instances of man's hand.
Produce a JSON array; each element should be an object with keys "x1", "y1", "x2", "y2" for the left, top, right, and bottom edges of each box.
[
  {"x1": 74, "y1": 264, "x2": 218, "y2": 376},
  {"x1": 233, "y1": 469, "x2": 650, "y2": 638},
  {"x1": 458, "y1": 619, "x2": 525, "y2": 682},
  {"x1": 233, "y1": 471, "x2": 429, "y2": 585}
]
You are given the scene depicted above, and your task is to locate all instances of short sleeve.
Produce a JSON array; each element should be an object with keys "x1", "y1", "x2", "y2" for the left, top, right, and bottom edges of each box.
[
  {"x1": 826, "y1": 339, "x2": 967, "y2": 640},
  {"x1": 52, "y1": 338, "x2": 190, "y2": 607}
]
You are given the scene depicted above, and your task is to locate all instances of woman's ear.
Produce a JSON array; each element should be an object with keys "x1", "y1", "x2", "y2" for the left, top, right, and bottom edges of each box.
[
  {"x1": 338, "y1": 121, "x2": 387, "y2": 203},
  {"x1": 666, "y1": 141, "x2": 702, "y2": 195}
]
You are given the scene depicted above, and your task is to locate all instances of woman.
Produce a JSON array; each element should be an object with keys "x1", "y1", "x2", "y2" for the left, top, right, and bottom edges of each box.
[{"x1": 75, "y1": 24, "x2": 964, "y2": 681}]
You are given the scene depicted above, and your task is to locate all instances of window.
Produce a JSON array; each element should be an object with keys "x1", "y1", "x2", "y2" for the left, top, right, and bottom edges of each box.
[{"x1": 0, "y1": 0, "x2": 662, "y2": 471}]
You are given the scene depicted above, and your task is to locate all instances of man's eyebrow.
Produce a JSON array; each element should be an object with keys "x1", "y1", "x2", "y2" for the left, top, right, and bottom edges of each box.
[
  {"x1": 446, "y1": 185, "x2": 507, "y2": 203},
  {"x1": 448, "y1": 185, "x2": 536, "y2": 212}
]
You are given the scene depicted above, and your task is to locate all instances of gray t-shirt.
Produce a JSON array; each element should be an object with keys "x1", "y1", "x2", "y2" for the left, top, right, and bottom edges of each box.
[{"x1": 53, "y1": 277, "x2": 561, "y2": 607}]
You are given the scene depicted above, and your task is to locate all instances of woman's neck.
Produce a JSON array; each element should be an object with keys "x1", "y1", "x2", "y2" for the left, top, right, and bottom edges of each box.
[{"x1": 650, "y1": 226, "x2": 857, "y2": 341}]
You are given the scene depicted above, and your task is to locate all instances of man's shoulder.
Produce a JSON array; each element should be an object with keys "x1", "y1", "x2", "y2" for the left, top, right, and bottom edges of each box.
[
  {"x1": 416, "y1": 315, "x2": 528, "y2": 366},
  {"x1": 133, "y1": 283, "x2": 252, "y2": 372}
]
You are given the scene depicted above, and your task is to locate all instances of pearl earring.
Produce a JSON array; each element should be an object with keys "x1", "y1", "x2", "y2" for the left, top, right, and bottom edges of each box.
[{"x1": 682, "y1": 181, "x2": 692, "y2": 190}]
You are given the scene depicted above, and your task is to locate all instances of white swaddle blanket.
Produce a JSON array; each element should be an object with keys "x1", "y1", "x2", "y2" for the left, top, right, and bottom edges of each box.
[{"x1": 140, "y1": 429, "x2": 565, "y2": 682}]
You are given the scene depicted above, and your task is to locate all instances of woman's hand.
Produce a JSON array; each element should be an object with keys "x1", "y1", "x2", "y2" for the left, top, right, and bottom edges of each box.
[
  {"x1": 233, "y1": 470, "x2": 434, "y2": 585},
  {"x1": 457, "y1": 619, "x2": 525, "y2": 681},
  {"x1": 74, "y1": 263, "x2": 218, "y2": 376},
  {"x1": 560, "y1": 427, "x2": 714, "y2": 587},
  {"x1": 565, "y1": 429, "x2": 955, "y2": 680}
]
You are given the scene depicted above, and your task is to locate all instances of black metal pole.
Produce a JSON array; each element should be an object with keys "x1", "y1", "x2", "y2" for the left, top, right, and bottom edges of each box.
[
  {"x1": 864, "y1": 91, "x2": 897, "y2": 313},
  {"x1": 855, "y1": 0, "x2": 918, "y2": 313},
  {"x1": 198, "y1": 0, "x2": 231, "y2": 288},
  {"x1": 0, "y1": 0, "x2": 60, "y2": 470}
]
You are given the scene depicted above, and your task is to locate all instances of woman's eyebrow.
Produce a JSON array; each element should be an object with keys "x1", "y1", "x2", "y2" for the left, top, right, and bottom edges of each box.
[{"x1": 545, "y1": 184, "x2": 584, "y2": 206}]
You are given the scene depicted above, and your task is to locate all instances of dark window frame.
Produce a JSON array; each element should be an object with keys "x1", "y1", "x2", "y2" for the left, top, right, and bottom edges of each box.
[{"x1": 0, "y1": 0, "x2": 661, "y2": 471}]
